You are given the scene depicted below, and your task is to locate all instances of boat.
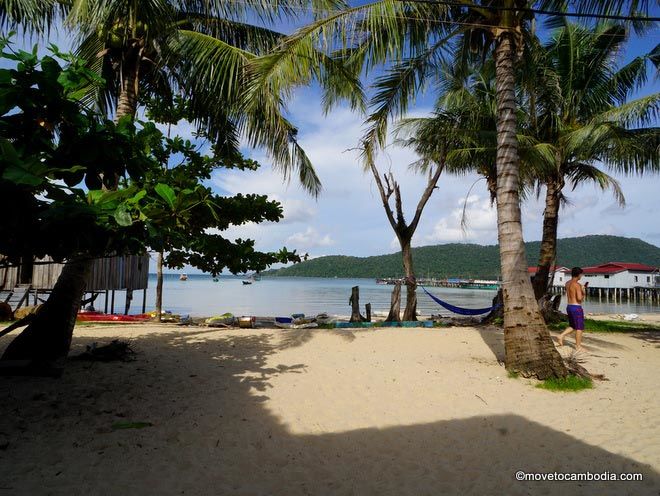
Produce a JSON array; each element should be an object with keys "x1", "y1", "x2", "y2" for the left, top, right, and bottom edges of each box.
[
  {"x1": 179, "y1": 273, "x2": 188, "y2": 281},
  {"x1": 242, "y1": 280, "x2": 252, "y2": 285},
  {"x1": 77, "y1": 312, "x2": 151, "y2": 323},
  {"x1": 212, "y1": 277, "x2": 219, "y2": 282}
]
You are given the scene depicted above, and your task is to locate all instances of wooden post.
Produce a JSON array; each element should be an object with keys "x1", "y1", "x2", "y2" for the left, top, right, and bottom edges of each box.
[
  {"x1": 142, "y1": 288, "x2": 147, "y2": 314},
  {"x1": 111, "y1": 290, "x2": 115, "y2": 314},
  {"x1": 105, "y1": 290, "x2": 109, "y2": 314},
  {"x1": 365, "y1": 303, "x2": 372, "y2": 322},
  {"x1": 386, "y1": 282, "x2": 402, "y2": 322},
  {"x1": 349, "y1": 286, "x2": 366, "y2": 323},
  {"x1": 124, "y1": 288, "x2": 133, "y2": 315}
]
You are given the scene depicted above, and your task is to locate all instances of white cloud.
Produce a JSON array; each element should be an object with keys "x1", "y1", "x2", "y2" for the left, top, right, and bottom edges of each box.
[
  {"x1": 286, "y1": 227, "x2": 335, "y2": 249},
  {"x1": 424, "y1": 195, "x2": 497, "y2": 244}
]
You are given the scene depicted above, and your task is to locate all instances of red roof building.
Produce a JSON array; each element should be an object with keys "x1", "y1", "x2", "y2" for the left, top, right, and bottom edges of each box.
[{"x1": 579, "y1": 262, "x2": 658, "y2": 275}]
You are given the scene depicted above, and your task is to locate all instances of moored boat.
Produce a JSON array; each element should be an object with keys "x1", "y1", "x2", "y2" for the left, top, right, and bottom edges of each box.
[{"x1": 77, "y1": 312, "x2": 151, "y2": 323}]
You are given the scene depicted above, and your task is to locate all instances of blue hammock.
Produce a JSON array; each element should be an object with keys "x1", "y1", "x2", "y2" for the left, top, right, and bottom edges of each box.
[{"x1": 421, "y1": 285, "x2": 501, "y2": 316}]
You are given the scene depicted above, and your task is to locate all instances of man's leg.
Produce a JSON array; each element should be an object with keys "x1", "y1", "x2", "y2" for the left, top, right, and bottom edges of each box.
[
  {"x1": 558, "y1": 327, "x2": 574, "y2": 347},
  {"x1": 575, "y1": 330, "x2": 584, "y2": 351}
]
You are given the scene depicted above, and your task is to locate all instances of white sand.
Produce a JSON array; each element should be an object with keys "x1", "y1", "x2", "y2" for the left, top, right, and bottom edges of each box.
[{"x1": 0, "y1": 321, "x2": 658, "y2": 495}]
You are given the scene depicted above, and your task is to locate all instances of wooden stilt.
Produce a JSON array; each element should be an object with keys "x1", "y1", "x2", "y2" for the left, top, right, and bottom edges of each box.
[{"x1": 142, "y1": 288, "x2": 147, "y2": 314}]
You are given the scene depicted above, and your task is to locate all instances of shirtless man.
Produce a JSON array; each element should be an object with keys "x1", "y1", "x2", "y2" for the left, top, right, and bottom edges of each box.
[{"x1": 558, "y1": 267, "x2": 587, "y2": 351}]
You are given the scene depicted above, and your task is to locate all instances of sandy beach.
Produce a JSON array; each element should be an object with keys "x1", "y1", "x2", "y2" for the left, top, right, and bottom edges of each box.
[{"x1": 1, "y1": 320, "x2": 658, "y2": 495}]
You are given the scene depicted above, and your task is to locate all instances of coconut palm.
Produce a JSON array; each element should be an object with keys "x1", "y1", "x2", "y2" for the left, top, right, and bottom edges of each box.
[
  {"x1": 251, "y1": 0, "x2": 654, "y2": 378},
  {"x1": 529, "y1": 22, "x2": 660, "y2": 299}
]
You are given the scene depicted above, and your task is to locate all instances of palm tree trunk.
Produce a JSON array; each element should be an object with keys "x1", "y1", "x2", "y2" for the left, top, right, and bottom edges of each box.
[
  {"x1": 401, "y1": 240, "x2": 417, "y2": 321},
  {"x1": 493, "y1": 32, "x2": 566, "y2": 379},
  {"x1": 533, "y1": 177, "x2": 562, "y2": 300},
  {"x1": 1, "y1": 258, "x2": 91, "y2": 363},
  {"x1": 116, "y1": 49, "x2": 141, "y2": 121},
  {"x1": 155, "y1": 252, "x2": 164, "y2": 322}
]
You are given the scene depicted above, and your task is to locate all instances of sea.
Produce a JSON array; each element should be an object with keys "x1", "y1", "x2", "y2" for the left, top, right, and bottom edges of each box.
[{"x1": 104, "y1": 274, "x2": 658, "y2": 318}]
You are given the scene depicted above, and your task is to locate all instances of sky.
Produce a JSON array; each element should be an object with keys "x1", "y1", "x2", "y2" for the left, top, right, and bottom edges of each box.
[{"x1": 6, "y1": 4, "x2": 660, "y2": 273}]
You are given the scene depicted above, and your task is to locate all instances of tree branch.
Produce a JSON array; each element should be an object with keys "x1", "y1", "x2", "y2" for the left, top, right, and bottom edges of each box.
[
  {"x1": 367, "y1": 160, "x2": 397, "y2": 230},
  {"x1": 409, "y1": 158, "x2": 445, "y2": 234}
]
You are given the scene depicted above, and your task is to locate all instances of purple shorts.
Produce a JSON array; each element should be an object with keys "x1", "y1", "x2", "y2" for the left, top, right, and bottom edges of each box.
[{"x1": 566, "y1": 305, "x2": 584, "y2": 331}]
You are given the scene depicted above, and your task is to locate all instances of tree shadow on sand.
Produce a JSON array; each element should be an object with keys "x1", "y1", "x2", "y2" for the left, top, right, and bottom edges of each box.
[{"x1": 0, "y1": 328, "x2": 657, "y2": 495}]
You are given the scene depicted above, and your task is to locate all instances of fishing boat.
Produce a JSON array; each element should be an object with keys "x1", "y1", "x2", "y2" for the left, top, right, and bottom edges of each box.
[
  {"x1": 242, "y1": 280, "x2": 252, "y2": 285},
  {"x1": 179, "y1": 273, "x2": 188, "y2": 281}
]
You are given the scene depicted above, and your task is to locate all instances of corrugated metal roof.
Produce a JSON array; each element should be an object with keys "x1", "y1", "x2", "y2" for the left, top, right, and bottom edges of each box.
[{"x1": 580, "y1": 262, "x2": 658, "y2": 274}]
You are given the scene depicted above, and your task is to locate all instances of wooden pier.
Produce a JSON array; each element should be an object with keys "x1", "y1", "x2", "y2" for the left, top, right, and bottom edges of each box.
[
  {"x1": 549, "y1": 285, "x2": 659, "y2": 304},
  {"x1": 376, "y1": 277, "x2": 500, "y2": 290}
]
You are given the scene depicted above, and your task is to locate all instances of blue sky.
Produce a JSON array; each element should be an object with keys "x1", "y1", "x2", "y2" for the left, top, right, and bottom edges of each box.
[{"x1": 6, "y1": 5, "x2": 660, "y2": 273}]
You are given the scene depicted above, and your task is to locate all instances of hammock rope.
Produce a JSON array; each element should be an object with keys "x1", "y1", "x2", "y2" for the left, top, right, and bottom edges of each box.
[{"x1": 420, "y1": 285, "x2": 501, "y2": 316}]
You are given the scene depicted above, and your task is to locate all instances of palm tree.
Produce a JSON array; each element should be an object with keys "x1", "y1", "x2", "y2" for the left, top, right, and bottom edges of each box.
[
  {"x1": 251, "y1": 0, "x2": 653, "y2": 378},
  {"x1": 529, "y1": 22, "x2": 660, "y2": 300},
  {"x1": 0, "y1": 0, "x2": 361, "y2": 363}
]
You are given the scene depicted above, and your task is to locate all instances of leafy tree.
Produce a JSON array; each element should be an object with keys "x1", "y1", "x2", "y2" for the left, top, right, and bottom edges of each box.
[{"x1": 0, "y1": 42, "x2": 299, "y2": 364}]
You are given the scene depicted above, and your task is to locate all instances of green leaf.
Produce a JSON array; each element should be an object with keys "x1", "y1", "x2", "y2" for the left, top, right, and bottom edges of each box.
[
  {"x1": 154, "y1": 183, "x2": 176, "y2": 209},
  {"x1": 113, "y1": 204, "x2": 132, "y2": 226}
]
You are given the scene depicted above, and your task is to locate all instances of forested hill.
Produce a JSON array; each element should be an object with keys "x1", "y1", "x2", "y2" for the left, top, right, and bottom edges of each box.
[{"x1": 265, "y1": 235, "x2": 660, "y2": 279}]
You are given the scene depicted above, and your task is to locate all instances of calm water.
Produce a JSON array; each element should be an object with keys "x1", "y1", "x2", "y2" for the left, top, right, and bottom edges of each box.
[{"x1": 105, "y1": 274, "x2": 658, "y2": 317}]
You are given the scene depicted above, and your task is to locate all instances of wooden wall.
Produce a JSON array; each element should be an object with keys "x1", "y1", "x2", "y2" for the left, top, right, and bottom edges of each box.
[
  {"x1": 0, "y1": 257, "x2": 18, "y2": 290},
  {"x1": 3, "y1": 254, "x2": 150, "y2": 291}
]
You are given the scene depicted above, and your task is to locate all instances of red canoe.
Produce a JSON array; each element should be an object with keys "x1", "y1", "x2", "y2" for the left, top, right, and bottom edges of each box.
[{"x1": 77, "y1": 312, "x2": 152, "y2": 323}]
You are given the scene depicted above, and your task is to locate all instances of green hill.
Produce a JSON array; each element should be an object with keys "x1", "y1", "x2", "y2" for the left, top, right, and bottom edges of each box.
[{"x1": 265, "y1": 235, "x2": 660, "y2": 279}]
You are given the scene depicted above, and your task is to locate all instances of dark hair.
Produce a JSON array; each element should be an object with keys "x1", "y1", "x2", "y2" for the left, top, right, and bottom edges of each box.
[{"x1": 571, "y1": 267, "x2": 583, "y2": 277}]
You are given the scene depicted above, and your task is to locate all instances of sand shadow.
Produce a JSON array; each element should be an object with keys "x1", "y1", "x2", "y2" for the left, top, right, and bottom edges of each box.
[
  {"x1": 477, "y1": 325, "x2": 505, "y2": 363},
  {"x1": 0, "y1": 329, "x2": 658, "y2": 495},
  {"x1": 628, "y1": 331, "x2": 660, "y2": 348}
]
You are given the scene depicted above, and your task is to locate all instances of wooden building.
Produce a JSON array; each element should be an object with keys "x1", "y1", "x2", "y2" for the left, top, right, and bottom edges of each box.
[
  {"x1": 549, "y1": 262, "x2": 659, "y2": 303},
  {"x1": 0, "y1": 254, "x2": 150, "y2": 314},
  {"x1": 528, "y1": 266, "x2": 569, "y2": 288}
]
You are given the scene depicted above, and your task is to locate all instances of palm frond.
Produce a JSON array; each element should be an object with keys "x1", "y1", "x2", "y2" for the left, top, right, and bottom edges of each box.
[{"x1": 565, "y1": 162, "x2": 626, "y2": 206}]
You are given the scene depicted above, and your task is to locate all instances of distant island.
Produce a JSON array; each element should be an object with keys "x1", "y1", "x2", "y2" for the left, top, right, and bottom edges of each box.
[{"x1": 265, "y1": 235, "x2": 660, "y2": 279}]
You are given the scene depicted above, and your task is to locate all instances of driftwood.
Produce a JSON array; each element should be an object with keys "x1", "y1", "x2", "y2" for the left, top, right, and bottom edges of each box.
[
  {"x1": 0, "y1": 313, "x2": 36, "y2": 339},
  {"x1": 538, "y1": 293, "x2": 566, "y2": 324},
  {"x1": 482, "y1": 289, "x2": 504, "y2": 323},
  {"x1": 564, "y1": 352, "x2": 608, "y2": 381},
  {"x1": 386, "y1": 283, "x2": 402, "y2": 322},
  {"x1": 71, "y1": 340, "x2": 135, "y2": 362}
]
